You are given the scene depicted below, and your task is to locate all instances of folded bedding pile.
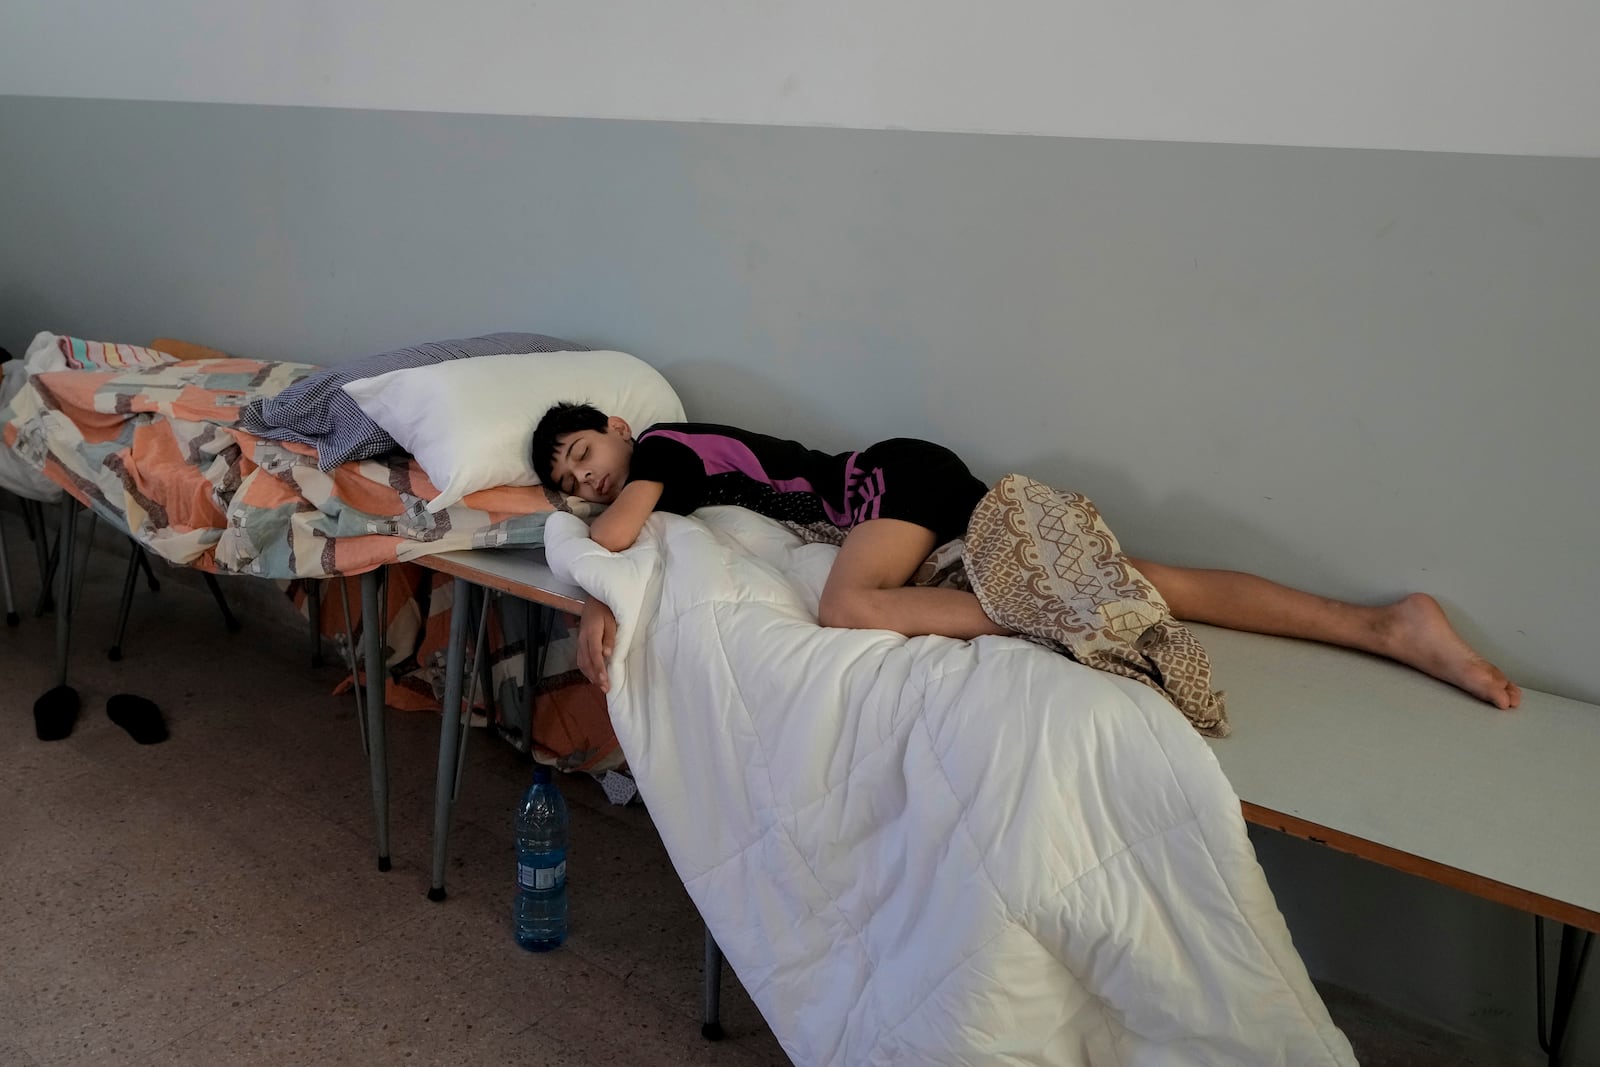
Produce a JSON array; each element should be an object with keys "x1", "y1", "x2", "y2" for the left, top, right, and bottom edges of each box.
[
  {"x1": 0, "y1": 333, "x2": 182, "y2": 501},
  {"x1": 546, "y1": 506, "x2": 1357, "y2": 1066},
  {"x1": 0, "y1": 334, "x2": 599, "y2": 578}
]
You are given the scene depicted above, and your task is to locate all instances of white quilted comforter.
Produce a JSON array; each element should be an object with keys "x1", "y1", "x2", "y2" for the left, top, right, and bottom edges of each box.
[{"x1": 545, "y1": 507, "x2": 1356, "y2": 1067}]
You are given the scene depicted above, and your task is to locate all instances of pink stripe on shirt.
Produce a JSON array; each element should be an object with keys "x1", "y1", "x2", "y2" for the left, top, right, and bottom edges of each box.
[{"x1": 640, "y1": 428, "x2": 859, "y2": 526}]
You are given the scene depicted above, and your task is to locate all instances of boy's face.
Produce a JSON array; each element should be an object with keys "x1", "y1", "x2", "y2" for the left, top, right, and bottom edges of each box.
[{"x1": 548, "y1": 416, "x2": 633, "y2": 503}]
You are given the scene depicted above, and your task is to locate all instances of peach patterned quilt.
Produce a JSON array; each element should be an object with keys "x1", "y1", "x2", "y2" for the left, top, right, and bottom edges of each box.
[{"x1": 0, "y1": 357, "x2": 597, "y2": 577}]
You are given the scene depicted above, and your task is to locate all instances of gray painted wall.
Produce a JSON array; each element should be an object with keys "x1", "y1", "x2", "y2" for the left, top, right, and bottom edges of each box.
[{"x1": 2, "y1": 95, "x2": 1595, "y2": 1063}]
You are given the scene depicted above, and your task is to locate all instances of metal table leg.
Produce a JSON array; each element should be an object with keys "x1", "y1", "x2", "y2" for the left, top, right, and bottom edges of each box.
[
  {"x1": 1537, "y1": 917, "x2": 1595, "y2": 1067},
  {"x1": 108, "y1": 542, "x2": 142, "y2": 660},
  {"x1": 308, "y1": 579, "x2": 323, "y2": 667},
  {"x1": 34, "y1": 501, "x2": 60, "y2": 616},
  {"x1": 53, "y1": 499, "x2": 79, "y2": 688},
  {"x1": 361, "y1": 567, "x2": 391, "y2": 871},
  {"x1": 202, "y1": 572, "x2": 241, "y2": 631},
  {"x1": 429, "y1": 577, "x2": 474, "y2": 901},
  {"x1": 0, "y1": 505, "x2": 17, "y2": 626},
  {"x1": 135, "y1": 547, "x2": 160, "y2": 590},
  {"x1": 702, "y1": 927, "x2": 725, "y2": 1040}
]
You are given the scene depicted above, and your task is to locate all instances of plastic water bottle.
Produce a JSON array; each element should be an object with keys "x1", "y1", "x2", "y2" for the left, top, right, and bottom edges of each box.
[{"x1": 514, "y1": 765, "x2": 569, "y2": 951}]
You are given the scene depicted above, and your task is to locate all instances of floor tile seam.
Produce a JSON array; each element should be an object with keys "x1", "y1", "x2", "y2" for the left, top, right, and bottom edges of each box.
[
  {"x1": 521, "y1": 966, "x2": 704, "y2": 1030},
  {"x1": 379, "y1": 907, "x2": 523, "y2": 980},
  {"x1": 522, "y1": 1010, "x2": 783, "y2": 1066},
  {"x1": 614, "y1": 957, "x2": 730, "y2": 1025},
  {"x1": 257, "y1": 774, "x2": 436, "y2": 846},
  {"x1": 459, "y1": 799, "x2": 661, "y2": 847},
  {"x1": 131, "y1": 930, "x2": 429, "y2": 1060},
  {"x1": 553, "y1": 938, "x2": 718, "y2": 1023},
  {"x1": 2, "y1": 754, "x2": 104, "y2": 796},
  {"x1": 136, "y1": 784, "x2": 388, "y2": 880},
  {"x1": 11, "y1": 984, "x2": 297, "y2": 1065}
]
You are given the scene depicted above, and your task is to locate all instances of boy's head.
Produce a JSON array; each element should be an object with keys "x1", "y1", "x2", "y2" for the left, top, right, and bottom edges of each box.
[{"x1": 532, "y1": 402, "x2": 634, "y2": 504}]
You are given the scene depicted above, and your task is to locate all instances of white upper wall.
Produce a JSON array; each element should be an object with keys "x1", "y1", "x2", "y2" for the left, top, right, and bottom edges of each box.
[{"x1": 3, "y1": 0, "x2": 1598, "y2": 157}]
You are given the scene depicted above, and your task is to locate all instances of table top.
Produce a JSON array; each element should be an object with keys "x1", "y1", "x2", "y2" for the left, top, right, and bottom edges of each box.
[
  {"x1": 414, "y1": 547, "x2": 588, "y2": 614},
  {"x1": 1196, "y1": 624, "x2": 1600, "y2": 931}
]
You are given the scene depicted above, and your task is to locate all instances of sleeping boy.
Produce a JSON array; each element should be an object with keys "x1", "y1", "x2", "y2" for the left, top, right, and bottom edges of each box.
[{"x1": 531, "y1": 402, "x2": 1520, "y2": 711}]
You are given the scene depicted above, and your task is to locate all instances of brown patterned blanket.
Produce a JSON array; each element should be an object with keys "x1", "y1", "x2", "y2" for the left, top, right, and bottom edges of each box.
[{"x1": 961, "y1": 474, "x2": 1230, "y2": 736}]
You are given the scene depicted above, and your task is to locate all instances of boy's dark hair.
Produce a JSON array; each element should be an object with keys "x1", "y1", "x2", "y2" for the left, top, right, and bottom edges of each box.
[{"x1": 531, "y1": 402, "x2": 609, "y2": 486}]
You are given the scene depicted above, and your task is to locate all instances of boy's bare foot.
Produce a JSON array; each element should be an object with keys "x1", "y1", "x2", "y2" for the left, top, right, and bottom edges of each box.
[{"x1": 1381, "y1": 594, "x2": 1521, "y2": 709}]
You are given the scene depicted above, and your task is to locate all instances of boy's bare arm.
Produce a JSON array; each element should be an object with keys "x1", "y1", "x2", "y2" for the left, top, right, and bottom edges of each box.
[{"x1": 588, "y1": 479, "x2": 664, "y2": 553}]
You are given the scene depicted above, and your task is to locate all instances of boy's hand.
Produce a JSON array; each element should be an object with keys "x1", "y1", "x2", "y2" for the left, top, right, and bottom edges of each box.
[{"x1": 577, "y1": 597, "x2": 617, "y2": 693}]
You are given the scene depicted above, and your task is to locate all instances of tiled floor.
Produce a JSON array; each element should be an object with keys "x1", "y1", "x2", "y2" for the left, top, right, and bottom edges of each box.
[{"x1": 0, "y1": 510, "x2": 1532, "y2": 1065}]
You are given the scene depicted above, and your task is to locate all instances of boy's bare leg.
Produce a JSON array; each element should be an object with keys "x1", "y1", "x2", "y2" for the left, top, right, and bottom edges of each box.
[
  {"x1": 821, "y1": 519, "x2": 1010, "y2": 640},
  {"x1": 1127, "y1": 558, "x2": 1521, "y2": 710}
]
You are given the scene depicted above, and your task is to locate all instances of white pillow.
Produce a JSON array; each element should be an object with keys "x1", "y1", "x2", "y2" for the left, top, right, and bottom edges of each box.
[{"x1": 341, "y1": 349, "x2": 685, "y2": 513}]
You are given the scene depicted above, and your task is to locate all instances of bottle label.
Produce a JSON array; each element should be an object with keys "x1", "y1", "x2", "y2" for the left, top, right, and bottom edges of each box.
[{"x1": 518, "y1": 859, "x2": 566, "y2": 891}]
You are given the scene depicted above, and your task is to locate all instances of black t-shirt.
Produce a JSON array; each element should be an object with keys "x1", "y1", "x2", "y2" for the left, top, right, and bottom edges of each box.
[
  {"x1": 628, "y1": 423, "x2": 990, "y2": 544},
  {"x1": 628, "y1": 423, "x2": 858, "y2": 529}
]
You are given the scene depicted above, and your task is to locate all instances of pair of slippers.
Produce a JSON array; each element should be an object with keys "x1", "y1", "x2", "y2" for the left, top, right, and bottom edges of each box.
[{"x1": 33, "y1": 686, "x2": 168, "y2": 745}]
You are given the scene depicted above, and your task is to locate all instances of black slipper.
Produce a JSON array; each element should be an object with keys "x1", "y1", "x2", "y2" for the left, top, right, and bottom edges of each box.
[
  {"x1": 34, "y1": 685, "x2": 81, "y2": 741},
  {"x1": 107, "y1": 694, "x2": 168, "y2": 745}
]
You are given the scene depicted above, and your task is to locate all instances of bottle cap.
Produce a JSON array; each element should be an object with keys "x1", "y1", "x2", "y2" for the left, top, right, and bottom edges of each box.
[{"x1": 532, "y1": 765, "x2": 553, "y2": 784}]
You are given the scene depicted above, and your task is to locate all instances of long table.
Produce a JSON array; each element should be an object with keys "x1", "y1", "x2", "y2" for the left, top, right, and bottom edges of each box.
[
  {"x1": 1196, "y1": 623, "x2": 1598, "y2": 1066},
  {"x1": 55, "y1": 503, "x2": 1582, "y2": 1056}
]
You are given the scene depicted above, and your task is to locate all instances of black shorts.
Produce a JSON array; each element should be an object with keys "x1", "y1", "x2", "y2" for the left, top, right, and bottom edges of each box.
[{"x1": 849, "y1": 438, "x2": 988, "y2": 545}]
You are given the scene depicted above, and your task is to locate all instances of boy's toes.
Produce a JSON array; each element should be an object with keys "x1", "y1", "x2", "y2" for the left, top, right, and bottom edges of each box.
[{"x1": 1479, "y1": 668, "x2": 1519, "y2": 711}]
